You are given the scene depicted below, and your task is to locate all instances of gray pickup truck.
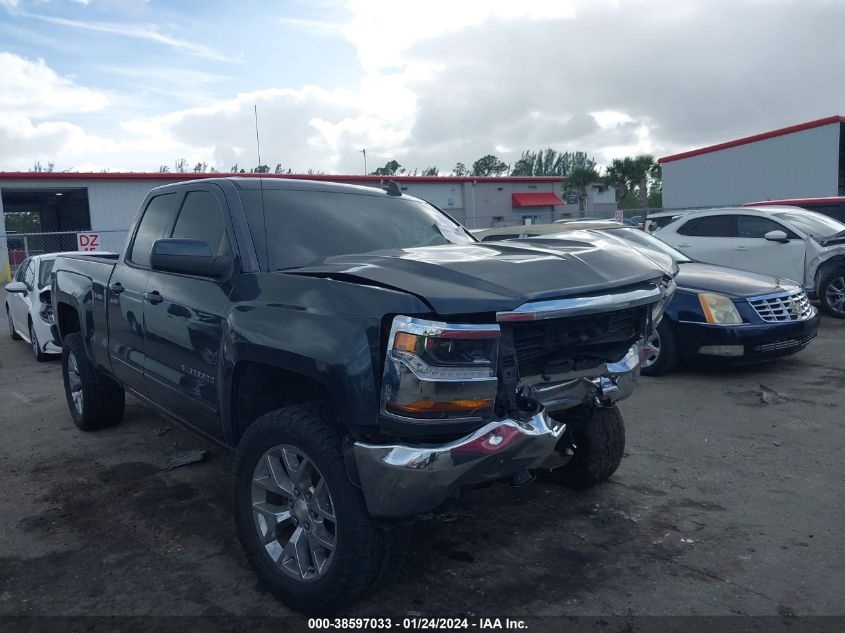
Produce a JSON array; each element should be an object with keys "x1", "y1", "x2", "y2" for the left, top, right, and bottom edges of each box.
[{"x1": 50, "y1": 177, "x2": 675, "y2": 613}]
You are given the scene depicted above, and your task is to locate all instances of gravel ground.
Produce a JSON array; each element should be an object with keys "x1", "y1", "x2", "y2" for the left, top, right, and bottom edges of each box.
[{"x1": 1, "y1": 293, "x2": 843, "y2": 618}]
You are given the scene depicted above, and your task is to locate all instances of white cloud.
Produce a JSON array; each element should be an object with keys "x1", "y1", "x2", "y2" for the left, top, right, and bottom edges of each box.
[
  {"x1": 3, "y1": 0, "x2": 845, "y2": 174},
  {"x1": 0, "y1": 52, "x2": 109, "y2": 118}
]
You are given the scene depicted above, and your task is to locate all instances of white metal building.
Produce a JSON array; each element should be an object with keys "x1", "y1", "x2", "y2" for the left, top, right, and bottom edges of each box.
[
  {"x1": 659, "y1": 115, "x2": 845, "y2": 209},
  {"x1": 0, "y1": 172, "x2": 615, "y2": 280}
]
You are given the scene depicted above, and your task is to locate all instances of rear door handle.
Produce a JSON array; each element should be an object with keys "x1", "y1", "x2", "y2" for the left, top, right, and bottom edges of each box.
[
  {"x1": 144, "y1": 291, "x2": 163, "y2": 305},
  {"x1": 109, "y1": 282, "x2": 124, "y2": 295},
  {"x1": 734, "y1": 246, "x2": 749, "y2": 251},
  {"x1": 677, "y1": 244, "x2": 692, "y2": 248}
]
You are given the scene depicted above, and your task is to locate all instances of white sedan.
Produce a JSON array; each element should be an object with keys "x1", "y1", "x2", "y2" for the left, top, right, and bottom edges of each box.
[
  {"x1": 5, "y1": 252, "x2": 110, "y2": 361},
  {"x1": 659, "y1": 206, "x2": 845, "y2": 317}
]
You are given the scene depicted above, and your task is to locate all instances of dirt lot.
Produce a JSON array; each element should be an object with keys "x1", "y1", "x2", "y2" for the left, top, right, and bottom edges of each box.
[{"x1": 1, "y1": 293, "x2": 843, "y2": 618}]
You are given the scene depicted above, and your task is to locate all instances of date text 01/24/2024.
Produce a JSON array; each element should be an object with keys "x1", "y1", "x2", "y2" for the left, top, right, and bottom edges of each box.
[{"x1": 307, "y1": 618, "x2": 528, "y2": 630}]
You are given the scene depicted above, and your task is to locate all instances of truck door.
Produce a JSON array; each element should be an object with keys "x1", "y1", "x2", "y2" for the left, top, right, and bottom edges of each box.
[
  {"x1": 107, "y1": 192, "x2": 180, "y2": 391},
  {"x1": 142, "y1": 186, "x2": 234, "y2": 440}
]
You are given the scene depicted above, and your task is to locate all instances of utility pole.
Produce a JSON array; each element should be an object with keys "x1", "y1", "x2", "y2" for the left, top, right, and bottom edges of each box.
[{"x1": 360, "y1": 149, "x2": 367, "y2": 175}]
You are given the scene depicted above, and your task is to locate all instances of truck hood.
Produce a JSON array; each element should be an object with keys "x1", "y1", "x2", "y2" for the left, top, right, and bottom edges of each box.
[{"x1": 286, "y1": 237, "x2": 669, "y2": 315}]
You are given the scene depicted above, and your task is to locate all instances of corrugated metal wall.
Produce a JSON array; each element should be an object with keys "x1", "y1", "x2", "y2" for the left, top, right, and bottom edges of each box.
[{"x1": 662, "y1": 122, "x2": 841, "y2": 209}]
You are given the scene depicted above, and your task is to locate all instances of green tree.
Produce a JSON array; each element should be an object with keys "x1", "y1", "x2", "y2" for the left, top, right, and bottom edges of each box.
[
  {"x1": 471, "y1": 154, "x2": 508, "y2": 177},
  {"x1": 371, "y1": 160, "x2": 404, "y2": 176},
  {"x1": 564, "y1": 165, "x2": 601, "y2": 216},
  {"x1": 158, "y1": 165, "x2": 170, "y2": 173},
  {"x1": 421, "y1": 166, "x2": 439, "y2": 176},
  {"x1": 174, "y1": 158, "x2": 188, "y2": 173},
  {"x1": 192, "y1": 162, "x2": 208, "y2": 173},
  {"x1": 510, "y1": 149, "x2": 595, "y2": 176},
  {"x1": 453, "y1": 162, "x2": 468, "y2": 176},
  {"x1": 251, "y1": 164, "x2": 270, "y2": 174},
  {"x1": 229, "y1": 163, "x2": 239, "y2": 173},
  {"x1": 274, "y1": 163, "x2": 284, "y2": 174}
]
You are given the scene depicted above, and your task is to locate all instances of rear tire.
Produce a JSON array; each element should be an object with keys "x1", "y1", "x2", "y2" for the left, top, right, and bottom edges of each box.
[
  {"x1": 29, "y1": 321, "x2": 50, "y2": 362},
  {"x1": 641, "y1": 318, "x2": 678, "y2": 376},
  {"x1": 541, "y1": 405, "x2": 626, "y2": 490},
  {"x1": 818, "y1": 268, "x2": 845, "y2": 318},
  {"x1": 233, "y1": 402, "x2": 398, "y2": 614},
  {"x1": 7, "y1": 305, "x2": 21, "y2": 340},
  {"x1": 61, "y1": 332, "x2": 125, "y2": 430}
]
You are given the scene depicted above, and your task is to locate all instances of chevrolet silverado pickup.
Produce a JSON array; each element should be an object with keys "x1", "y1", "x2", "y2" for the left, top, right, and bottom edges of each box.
[{"x1": 50, "y1": 177, "x2": 675, "y2": 613}]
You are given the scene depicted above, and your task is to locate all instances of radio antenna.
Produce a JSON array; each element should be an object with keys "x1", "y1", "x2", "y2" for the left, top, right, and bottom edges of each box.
[
  {"x1": 253, "y1": 104, "x2": 263, "y2": 170},
  {"x1": 254, "y1": 104, "x2": 270, "y2": 269}
]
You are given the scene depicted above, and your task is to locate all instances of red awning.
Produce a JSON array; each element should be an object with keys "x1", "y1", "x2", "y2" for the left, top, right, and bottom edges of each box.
[{"x1": 511, "y1": 192, "x2": 564, "y2": 207}]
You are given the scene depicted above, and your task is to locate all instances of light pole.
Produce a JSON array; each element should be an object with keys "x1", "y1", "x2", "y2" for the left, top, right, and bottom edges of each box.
[{"x1": 360, "y1": 149, "x2": 367, "y2": 175}]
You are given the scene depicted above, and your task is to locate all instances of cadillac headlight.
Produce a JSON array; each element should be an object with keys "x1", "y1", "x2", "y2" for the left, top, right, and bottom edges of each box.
[
  {"x1": 698, "y1": 292, "x2": 743, "y2": 325},
  {"x1": 381, "y1": 316, "x2": 500, "y2": 421}
]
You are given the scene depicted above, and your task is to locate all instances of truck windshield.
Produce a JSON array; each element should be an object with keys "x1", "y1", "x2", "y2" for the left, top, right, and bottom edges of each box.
[{"x1": 240, "y1": 189, "x2": 476, "y2": 270}]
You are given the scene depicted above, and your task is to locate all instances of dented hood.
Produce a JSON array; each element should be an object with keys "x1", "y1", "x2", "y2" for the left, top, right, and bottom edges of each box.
[{"x1": 286, "y1": 235, "x2": 669, "y2": 315}]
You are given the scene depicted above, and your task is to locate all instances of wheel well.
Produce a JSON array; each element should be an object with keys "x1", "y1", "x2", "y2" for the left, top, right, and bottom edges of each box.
[
  {"x1": 57, "y1": 303, "x2": 81, "y2": 342},
  {"x1": 232, "y1": 361, "x2": 334, "y2": 443}
]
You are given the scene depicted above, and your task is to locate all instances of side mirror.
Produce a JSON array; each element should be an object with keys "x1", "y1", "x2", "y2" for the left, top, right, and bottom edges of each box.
[
  {"x1": 5, "y1": 281, "x2": 27, "y2": 294},
  {"x1": 764, "y1": 230, "x2": 789, "y2": 243},
  {"x1": 150, "y1": 239, "x2": 230, "y2": 278}
]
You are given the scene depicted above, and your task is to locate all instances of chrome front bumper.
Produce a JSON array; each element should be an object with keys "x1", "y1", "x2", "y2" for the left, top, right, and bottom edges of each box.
[{"x1": 354, "y1": 343, "x2": 642, "y2": 518}]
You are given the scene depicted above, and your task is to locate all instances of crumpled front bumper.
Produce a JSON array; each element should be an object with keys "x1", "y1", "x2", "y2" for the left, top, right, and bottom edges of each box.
[{"x1": 354, "y1": 343, "x2": 642, "y2": 518}]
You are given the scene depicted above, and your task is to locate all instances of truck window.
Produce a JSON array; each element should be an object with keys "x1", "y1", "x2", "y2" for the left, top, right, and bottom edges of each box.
[
  {"x1": 129, "y1": 193, "x2": 179, "y2": 267},
  {"x1": 240, "y1": 189, "x2": 475, "y2": 271},
  {"x1": 171, "y1": 190, "x2": 228, "y2": 254}
]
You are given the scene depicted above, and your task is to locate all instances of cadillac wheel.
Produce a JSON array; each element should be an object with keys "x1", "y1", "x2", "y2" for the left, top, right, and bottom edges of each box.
[
  {"x1": 233, "y1": 402, "x2": 399, "y2": 614},
  {"x1": 639, "y1": 318, "x2": 678, "y2": 376}
]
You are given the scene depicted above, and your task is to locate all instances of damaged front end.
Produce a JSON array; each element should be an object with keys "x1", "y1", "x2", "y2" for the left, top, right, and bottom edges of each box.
[{"x1": 354, "y1": 276, "x2": 675, "y2": 518}]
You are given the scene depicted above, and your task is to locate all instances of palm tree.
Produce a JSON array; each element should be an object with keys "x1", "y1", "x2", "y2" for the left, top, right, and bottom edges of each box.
[{"x1": 565, "y1": 165, "x2": 601, "y2": 216}]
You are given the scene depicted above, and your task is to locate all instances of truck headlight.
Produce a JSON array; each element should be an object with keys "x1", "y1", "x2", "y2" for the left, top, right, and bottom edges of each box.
[
  {"x1": 698, "y1": 292, "x2": 743, "y2": 325},
  {"x1": 381, "y1": 316, "x2": 500, "y2": 421},
  {"x1": 652, "y1": 278, "x2": 676, "y2": 326}
]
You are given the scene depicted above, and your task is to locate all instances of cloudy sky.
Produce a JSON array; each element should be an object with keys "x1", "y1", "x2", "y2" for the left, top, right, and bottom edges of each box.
[{"x1": 1, "y1": 0, "x2": 843, "y2": 174}]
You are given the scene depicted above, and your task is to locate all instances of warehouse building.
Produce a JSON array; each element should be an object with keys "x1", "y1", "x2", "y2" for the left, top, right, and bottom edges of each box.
[
  {"x1": 1, "y1": 172, "x2": 615, "y2": 279},
  {"x1": 659, "y1": 115, "x2": 845, "y2": 209}
]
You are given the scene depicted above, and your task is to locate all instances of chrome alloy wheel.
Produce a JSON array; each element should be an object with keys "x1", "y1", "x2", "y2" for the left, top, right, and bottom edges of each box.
[
  {"x1": 251, "y1": 445, "x2": 337, "y2": 582},
  {"x1": 825, "y1": 275, "x2": 845, "y2": 316},
  {"x1": 67, "y1": 350, "x2": 84, "y2": 415},
  {"x1": 642, "y1": 328, "x2": 661, "y2": 368}
]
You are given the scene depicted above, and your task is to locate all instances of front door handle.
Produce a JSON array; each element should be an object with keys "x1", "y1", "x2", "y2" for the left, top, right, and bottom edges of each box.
[
  {"x1": 144, "y1": 291, "x2": 163, "y2": 305},
  {"x1": 109, "y1": 282, "x2": 124, "y2": 295},
  {"x1": 734, "y1": 246, "x2": 749, "y2": 251},
  {"x1": 677, "y1": 244, "x2": 692, "y2": 248}
]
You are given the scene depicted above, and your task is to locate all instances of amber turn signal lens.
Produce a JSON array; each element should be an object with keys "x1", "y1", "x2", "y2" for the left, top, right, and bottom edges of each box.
[
  {"x1": 393, "y1": 331, "x2": 419, "y2": 352},
  {"x1": 388, "y1": 399, "x2": 493, "y2": 414}
]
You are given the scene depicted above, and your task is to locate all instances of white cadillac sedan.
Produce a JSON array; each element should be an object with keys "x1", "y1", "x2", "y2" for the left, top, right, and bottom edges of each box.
[
  {"x1": 5, "y1": 252, "x2": 112, "y2": 361},
  {"x1": 659, "y1": 206, "x2": 845, "y2": 317}
]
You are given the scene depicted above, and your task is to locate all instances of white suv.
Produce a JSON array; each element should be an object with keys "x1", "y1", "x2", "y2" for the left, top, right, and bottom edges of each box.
[{"x1": 659, "y1": 206, "x2": 845, "y2": 317}]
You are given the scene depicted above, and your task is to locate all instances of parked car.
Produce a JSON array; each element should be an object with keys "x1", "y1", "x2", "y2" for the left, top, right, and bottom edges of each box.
[
  {"x1": 5, "y1": 252, "x2": 113, "y2": 361},
  {"x1": 743, "y1": 197, "x2": 845, "y2": 223},
  {"x1": 645, "y1": 209, "x2": 694, "y2": 232},
  {"x1": 50, "y1": 177, "x2": 675, "y2": 613},
  {"x1": 659, "y1": 206, "x2": 845, "y2": 317},
  {"x1": 474, "y1": 222, "x2": 821, "y2": 374}
]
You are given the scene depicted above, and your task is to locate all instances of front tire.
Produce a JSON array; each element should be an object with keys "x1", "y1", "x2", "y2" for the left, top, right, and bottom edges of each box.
[
  {"x1": 542, "y1": 405, "x2": 626, "y2": 490},
  {"x1": 818, "y1": 268, "x2": 845, "y2": 318},
  {"x1": 29, "y1": 321, "x2": 50, "y2": 362},
  {"x1": 233, "y1": 403, "x2": 392, "y2": 614},
  {"x1": 7, "y1": 305, "x2": 21, "y2": 340},
  {"x1": 61, "y1": 332, "x2": 125, "y2": 430},
  {"x1": 640, "y1": 318, "x2": 678, "y2": 376}
]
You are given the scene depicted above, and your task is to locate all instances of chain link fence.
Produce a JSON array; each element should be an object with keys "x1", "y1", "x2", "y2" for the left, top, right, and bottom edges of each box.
[{"x1": 4, "y1": 230, "x2": 129, "y2": 276}]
